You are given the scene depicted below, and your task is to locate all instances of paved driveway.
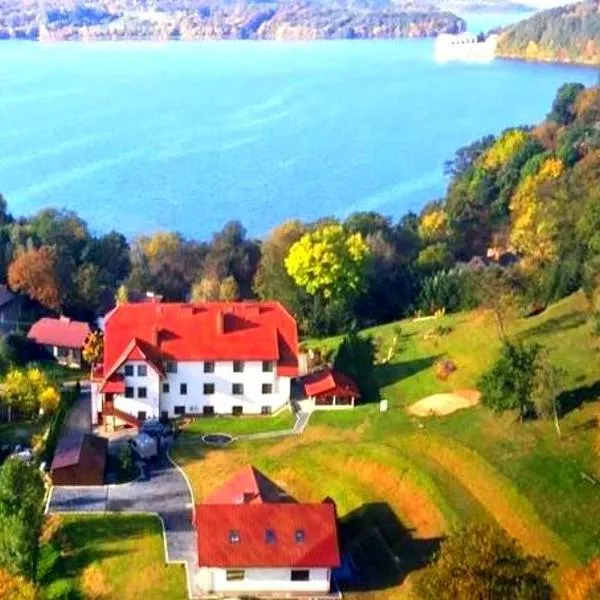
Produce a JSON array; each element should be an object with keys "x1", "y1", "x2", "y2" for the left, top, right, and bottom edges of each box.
[
  {"x1": 48, "y1": 455, "x2": 195, "y2": 563},
  {"x1": 62, "y1": 382, "x2": 92, "y2": 435}
]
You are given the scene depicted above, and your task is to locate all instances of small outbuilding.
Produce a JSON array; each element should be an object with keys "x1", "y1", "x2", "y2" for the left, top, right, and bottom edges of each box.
[
  {"x1": 50, "y1": 433, "x2": 107, "y2": 486},
  {"x1": 303, "y1": 367, "x2": 361, "y2": 409},
  {"x1": 28, "y1": 316, "x2": 90, "y2": 368}
]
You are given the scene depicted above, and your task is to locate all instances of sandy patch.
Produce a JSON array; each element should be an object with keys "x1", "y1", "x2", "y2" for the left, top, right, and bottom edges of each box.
[{"x1": 408, "y1": 390, "x2": 481, "y2": 417}]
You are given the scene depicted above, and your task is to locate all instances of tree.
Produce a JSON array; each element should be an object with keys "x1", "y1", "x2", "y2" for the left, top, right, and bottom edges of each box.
[
  {"x1": 218, "y1": 276, "x2": 239, "y2": 301},
  {"x1": 548, "y1": 82, "x2": 585, "y2": 125},
  {"x1": 561, "y1": 558, "x2": 600, "y2": 600},
  {"x1": 482, "y1": 129, "x2": 530, "y2": 171},
  {"x1": 285, "y1": 224, "x2": 369, "y2": 302},
  {"x1": 332, "y1": 331, "x2": 378, "y2": 401},
  {"x1": 115, "y1": 284, "x2": 129, "y2": 305},
  {"x1": 416, "y1": 522, "x2": 554, "y2": 600},
  {"x1": 531, "y1": 350, "x2": 564, "y2": 439},
  {"x1": 416, "y1": 242, "x2": 454, "y2": 275},
  {"x1": 0, "y1": 568, "x2": 38, "y2": 600},
  {"x1": 191, "y1": 276, "x2": 220, "y2": 302},
  {"x1": 254, "y1": 220, "x2": 309, "y2": 316},
  {"x1": 479, "y1": 342, "x2": 541, "y2": 421},
  {"x1": 82, "y1": 330, "x2": 104, "y2": 367},
  {"x1": 1, "y1": 367, "x2": 60, "y2": 421},
  {"x1": 0, "y1": 459, "x2": 44, "y2": 580},
  {"x1": 7, "y1": 246, "x2": 60, "y2": 311}
]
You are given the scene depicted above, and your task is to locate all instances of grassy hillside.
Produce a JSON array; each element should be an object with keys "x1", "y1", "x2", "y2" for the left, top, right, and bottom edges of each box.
[
  {"x1": 497, "y1": 1, "x2": 600, "y2": 64},
  {"x1": 174, "y1": 291, "x2": 600, "y2": 598}
]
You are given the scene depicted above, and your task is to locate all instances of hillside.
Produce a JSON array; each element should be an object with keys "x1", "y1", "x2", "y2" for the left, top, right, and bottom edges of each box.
[
  {"x1": 0, "y1": 0, "x2": 465, "y2": 41},
  {"x1": 496, "y1": 0, "x2": 600, "y2": 64}
]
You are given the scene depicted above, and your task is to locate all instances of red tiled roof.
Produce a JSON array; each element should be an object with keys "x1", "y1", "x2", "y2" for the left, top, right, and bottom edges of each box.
[
  {"x1": 102, "y1": 302, "x2": 298, "y2": 380},
  {"x1": 27, "y1": 317, "x2": 90, "y2": 349},
  {"x1": 303, "y1": 367, "x2": 361, "y2": 399},
  {"x1": 99, "y1": 374, "x2": 125, "y2": 394},
  {"x1": 196, "y1": 503, "x2": 340, "y2": 568},
  {"x1": 202, "y1": 466, "x2": 296, "y2": 505}
]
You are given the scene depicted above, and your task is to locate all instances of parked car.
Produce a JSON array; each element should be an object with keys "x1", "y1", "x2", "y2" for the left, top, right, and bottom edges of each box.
[{"x1": 129, "y1": 433, "x2": 158, "y2": 460}]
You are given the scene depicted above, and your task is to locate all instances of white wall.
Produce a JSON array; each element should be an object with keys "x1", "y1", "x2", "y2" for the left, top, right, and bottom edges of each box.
[
  {"x1": 159, "y1": 361, "x2": 290, "y2": 417},
  {"x1": 202, "y1": 567, "x2": 331, "y2": 594},
  {"x1": 114, "y1": 360, "x2": 160, "y2": 419}
]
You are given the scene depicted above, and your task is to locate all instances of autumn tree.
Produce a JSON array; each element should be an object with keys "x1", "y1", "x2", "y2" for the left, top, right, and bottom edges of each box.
[
  {"x1": 191, "y1": 276, "x2": 220, "y2": 302},
  {"x1": 285, "y1": 224, "x2": 369, "y2": 302},
  {"x1": 561, "y1": 558, "x2": 600, "y2": 600},
  {"x1": 548, "y1": 82, "x2": 585, "y2": 125},
  {"x1": 416, "y1": 522, "x2": 554, "y2": 600},
  {"x1": 1, "y1": 367, "x2": 60, "y2": 421},
  {"x1": 218, "y1": 276, "x2": 239, "y2": 301},
  {"x1": 82, "y1": 330, "x2": 104, "y2": 367},
  {"x1": 0, "y1": 569, "x2": 37, "y2": 600},
  {"x1": 8, "y1": 246, "x2": 60, "y2": 311}
]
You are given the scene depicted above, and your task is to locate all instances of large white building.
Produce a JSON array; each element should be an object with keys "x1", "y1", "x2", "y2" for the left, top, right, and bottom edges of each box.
[
  {"x1": 91, "y1": 301, "x2": 299, "y2": 429},
  {"x1": 194, "y1": 466, "x2": 341, "y2": 596}
]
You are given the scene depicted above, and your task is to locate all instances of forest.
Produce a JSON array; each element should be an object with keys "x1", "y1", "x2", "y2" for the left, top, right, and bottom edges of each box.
[
  {"x1": 3, "y1": 82, "x2": 600, "y2": 338},
  {"x1": 497, "y1": 0, "x2": 600, "y2": 64}
]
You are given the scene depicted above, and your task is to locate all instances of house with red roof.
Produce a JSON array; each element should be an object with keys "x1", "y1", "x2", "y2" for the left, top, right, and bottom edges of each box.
[
  {"x1": 27, "y1": 316, "x2": 91, "y2": 368},
  {"x1": 194, "y1": 466, "x2": 340, "y2": 596},
  {"x1": 91, "y1": 301, "x2": 299, "y2": 429},
  {"x1": 302, "y1": 366, "x2": 361, "y2": 409}
]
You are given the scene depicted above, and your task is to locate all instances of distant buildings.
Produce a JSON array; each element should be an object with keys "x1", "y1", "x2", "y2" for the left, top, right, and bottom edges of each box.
[{"x1": 27, "y1": 316, "x2": 90, "y2": 368}]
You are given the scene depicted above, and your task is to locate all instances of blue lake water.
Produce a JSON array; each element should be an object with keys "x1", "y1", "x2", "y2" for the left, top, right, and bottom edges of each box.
[{"x1": 0, "y1": 29, "x2": 597, "y2": 239}]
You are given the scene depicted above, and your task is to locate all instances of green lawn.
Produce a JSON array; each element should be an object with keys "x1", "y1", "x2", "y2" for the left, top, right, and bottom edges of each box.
[
  {"x1": 179, "y1": 408, "x2": 296, "y2": 438},
  {"x1": 42, "y1": 514, "x2": 187, "y2": 600},
  {"x1": 173, "y1": 291, "x2": 600, "y2": 598}
]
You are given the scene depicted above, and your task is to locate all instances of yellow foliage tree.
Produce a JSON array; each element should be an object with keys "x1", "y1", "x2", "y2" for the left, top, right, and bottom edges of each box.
[
  {"x1": 83, "y1": 330, "x2": 104, "y2": 366},
  {"x1": 561, "y1": 558, "x2": 600, "y2": 600},
  {"x1": 2, "y1": 367, "x2": 60, "y2": 420},
  {"x1": 0, "y1": 569, "x2": 37, "y2": 600},
  {"x1": 482, "y1": 129, "x2": 529, "y2": 170},
  {"x1": 285, "y1": 224, "x2": 369, "y2": 301},
  {"x1": 418, "y1": 210, "x2": 448, "y2": 243},
  {"x1": 509, "y1": 157, "x2": 565, "y2": 268}
]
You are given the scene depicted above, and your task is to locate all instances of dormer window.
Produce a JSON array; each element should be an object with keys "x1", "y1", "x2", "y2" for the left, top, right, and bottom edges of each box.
[
  {"x1": 265, "y1": 529, "x2": 276, "y2": 544},
  {"x1": 137, "y1": 365, "x2": 147, "y2": 377},
  {"x1": 229, "y1": 530, "x2": 240, "y2": 544},
  {"x1": 124, "y1": 365, "x2": 134, "y2": 377},
  {"x1": 294, "y1": 529, "x2": 305, "y2": 543},
  {"x1": 165, "y1": 361, "x2": 177, "y2": 374}
]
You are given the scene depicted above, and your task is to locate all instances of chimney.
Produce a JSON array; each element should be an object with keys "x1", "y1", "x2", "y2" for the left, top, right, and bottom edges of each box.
[
  {"x1": 151, "y1": 326, "x2": 158, "y2": 346},
  {"x1": 216, "y1": 311, "x2": 224, "y2": 335}
]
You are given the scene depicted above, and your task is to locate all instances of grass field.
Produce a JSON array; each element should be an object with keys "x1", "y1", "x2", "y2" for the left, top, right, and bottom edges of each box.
[
  {"x1": 173, "y1": 291, "x2": 600, "y2": 598},
  {"x1": 180, "y1": 409, "x2": 296, "y2": 438},
  {"x1": 43, "y1": 514, "x2": 187, "y2": 600}
]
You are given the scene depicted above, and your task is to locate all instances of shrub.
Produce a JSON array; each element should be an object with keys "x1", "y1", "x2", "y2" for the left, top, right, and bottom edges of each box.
[
  {"x1": 434, "y1": 359, "x2": 457, "y2": 381},
  {"x1": 36, "y1": 543, "x2": 62, "y2": 585},
  {"x1": 43, "y1": 578, "x2": 75, "y2": 600},
  {"x1": 418, "y1": 268, "x2": 477, "y2": 314}
]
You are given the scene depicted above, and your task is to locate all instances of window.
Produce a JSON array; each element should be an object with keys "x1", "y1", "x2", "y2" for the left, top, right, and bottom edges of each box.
[
  {"x1": 294, "y1": 529, "x2": 305, "y2": 543},
  {"x1": 137, "y1": 411, "x2": 147, "y2": 421},
  {"x1": 204, "y1": 361, "x2": 215, "y2": 373},
  {"x1": 160, "y1": 411, "x2": 169, "y2": 421},
  {"x1": 232, "y1": 383, "x2": 244, "y2": 395},
  {"x1": 125, "y1": 387, "x2": 134, "y2": 399},
  {"x1": 180, "y1": 383, "x2": 188, "y2": 395},
  {"x1": 265, "y1": 529, "x2": 276, "y2": 544},
  {"x1": 261, "y1": 405, "x2": 272, "y2": 415},
  {"x1": 137, "y1": 365, "x2": 147, "y2": 377},
  {"x1": 262, "y1": 361, "x2": 274, "y2": 373},
  {"x1": 137, "y1": 387, "x2": 147, "y2": 399},
  {"x1": 203, "y1": 383, "x2": 215, "y2": 395},
  {"x1": 124, "y1": 365, "x2": 134, "y2": 377},
  {"x1": 165, "y1": 361, "x2": 177, "y2": 373},
  {"x1": 291, "y1": 570, "x2": 310, "y2": 582},
  {"x1": 233, "y1": 360, "x2": 244, "y2": 373},
  {"x1": 229, "y1": 530, "x2": 240, "y2": 544},
  {"x1": 174, "y1": 405, "x2": 185, "y2": 416},
  {"x1": 226, "y1": 569, "x2": 244, "y2": 581},
  {"x1": 162, "y1": 382, "x2": 170, "y2": 394},
  {"x1": 57, "y1": 347, "x2": 68, "y2": 358},
  {"x1": 232, "y1": 406, "x2": 243, "y2": 416},
  {"x1": 203, "y1": 406, "x2": 214, "y2": 416},
  {"x1": 262, "y1": 383, "x2": 273, "y2": 395}
]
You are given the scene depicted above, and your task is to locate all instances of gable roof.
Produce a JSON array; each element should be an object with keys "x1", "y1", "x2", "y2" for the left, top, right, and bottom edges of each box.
[
  {"x1": 202, "y1": 466, "x2": 296, "y2": 505},
  {"x1": 102, "y1": 301, "x2": 298, "y2": 379},
  {"x1": 303, "y1": 367, "x2": 361, "y2": 398},
  {"x1": 27, "y1": 317, "x2": 90, "y2": 349},
  {"x1": 196, "y1": 503, "x2": 340, "y2": 568}
]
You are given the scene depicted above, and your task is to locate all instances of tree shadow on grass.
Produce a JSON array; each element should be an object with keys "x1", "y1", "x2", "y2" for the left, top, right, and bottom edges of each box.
[
  {"x1": 517, "y1": 311, "x2": 588, "y2": 341},
  {"x1": 557, "y1": 380, "x2": 600, "y2": 418},
  {"x1": 375, "y1": 355, "x2": 441, "y2": 389},
  {"x1": 336, "y1": 502, "x2": 441, "y2": 592}
]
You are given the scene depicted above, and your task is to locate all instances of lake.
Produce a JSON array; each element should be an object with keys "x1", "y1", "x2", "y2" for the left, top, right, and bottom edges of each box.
[{"x1": 0, "y1": 26, "x2": 597, "y2": 239}]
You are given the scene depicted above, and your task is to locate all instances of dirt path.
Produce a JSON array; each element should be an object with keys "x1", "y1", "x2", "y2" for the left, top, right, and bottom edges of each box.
[{"x1": 401, "y1": 434, "x2": 578, "y2": 569}]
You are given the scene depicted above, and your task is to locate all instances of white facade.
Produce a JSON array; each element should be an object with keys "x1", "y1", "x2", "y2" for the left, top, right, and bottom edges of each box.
[
  {"x1": 94, "y1": 358, "x2": 292, "y2": 422},
  {"x1": 196, "y1": 566, "x2": 331, "y2": 594}
]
